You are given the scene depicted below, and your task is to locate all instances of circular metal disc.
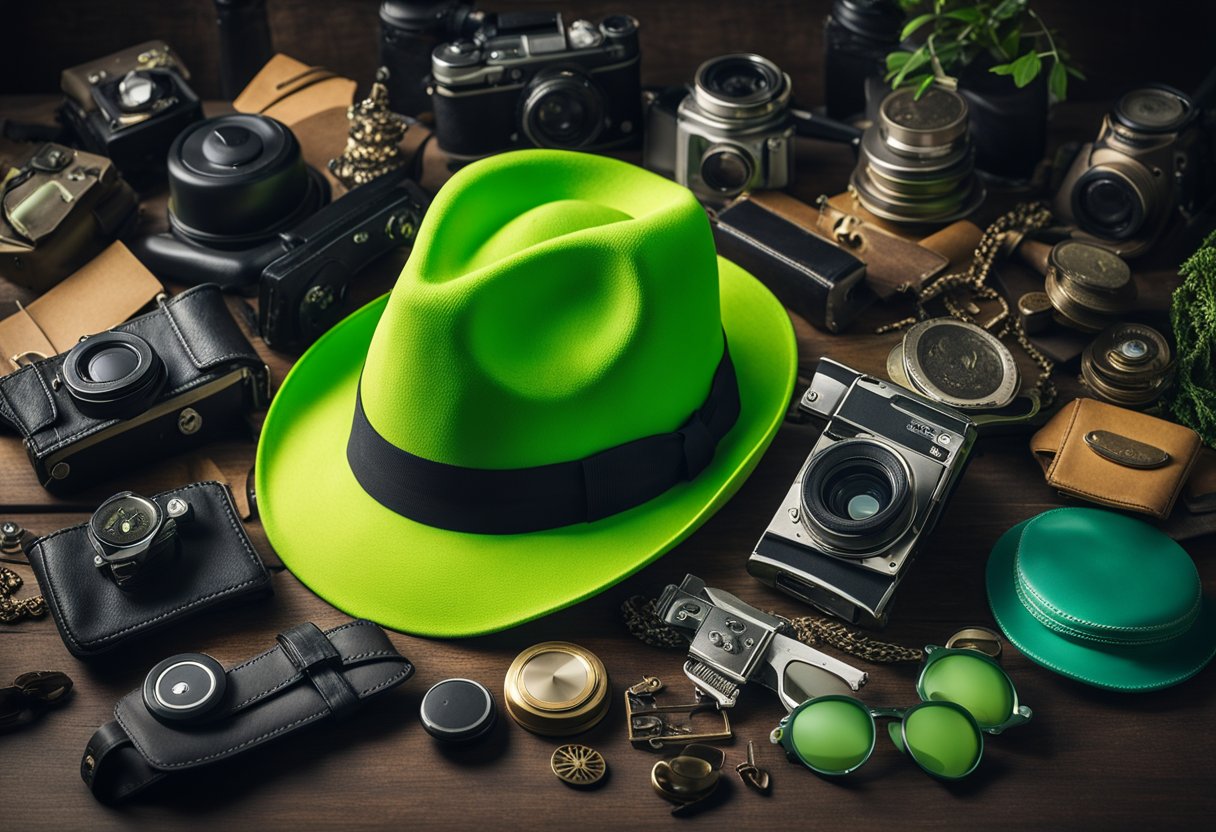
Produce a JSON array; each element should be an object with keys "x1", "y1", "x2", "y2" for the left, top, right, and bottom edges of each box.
[
  {"x1": 901, "y1": 319, "x2": 1019, "y2": 409},
  {"x1": 1050, "y1": 240, "x2": 1131, "y2": 292},
  {"x1": 551, "y1": 744, "x2": 607, "y2": 788},
  {"x1": 504, "y1": 642, "x2": 609, "y2": 736}
]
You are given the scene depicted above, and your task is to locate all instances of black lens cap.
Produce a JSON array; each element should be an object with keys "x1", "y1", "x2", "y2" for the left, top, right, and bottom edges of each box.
[
  {"x1": 419, "y1": 678, "x2": 496, "y2": 743},
  {"x1": 143, "y1": 653, "x2": 227, "y2": 723}
]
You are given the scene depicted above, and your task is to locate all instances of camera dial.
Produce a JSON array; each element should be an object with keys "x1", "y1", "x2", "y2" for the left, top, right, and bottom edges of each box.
[
  {"x1": 143, "y1": 653, "x2": 227, "y2": 723},
  {"x1": 62, "y1": 331, "x2": 167, "y2": 420},
  {"x1": 88, "y1": 491, "x2": 191, "y2": 590}
]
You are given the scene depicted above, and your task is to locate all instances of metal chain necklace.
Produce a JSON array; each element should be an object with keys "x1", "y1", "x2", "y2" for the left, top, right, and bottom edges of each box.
[
  {"x1": 621, "y1": 596, "x2": 924, "y2": 664},
  {"x1": 0, "y1": 566, "x2": 46, "y2": 624},
  {"x1": 877, "y1": 202, "x2": 1058, "y2": 407}
]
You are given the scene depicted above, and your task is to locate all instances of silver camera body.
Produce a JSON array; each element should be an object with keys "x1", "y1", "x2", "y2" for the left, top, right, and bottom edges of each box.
[
  {"x1": 748, "y1": 358, "x2": 976, "y2": 628},
  {"x1": 644, "y1": 53, "x2": 795, "y2": 201}
]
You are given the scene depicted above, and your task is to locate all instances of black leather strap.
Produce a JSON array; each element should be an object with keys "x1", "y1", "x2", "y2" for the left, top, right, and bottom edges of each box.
[
  {"x1": 346, "y1": 340, "x2": 741, "y2": 534},
  {"x1": 277, "y1": 622, "x2": 359, "y2": 719},
  {"x1": 81, "y1": 620, "x2": 412, "y2": 805}
]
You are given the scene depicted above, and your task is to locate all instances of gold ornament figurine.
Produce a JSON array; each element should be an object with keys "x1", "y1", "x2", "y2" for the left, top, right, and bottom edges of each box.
[{"x1": 328, "y1": 67, "x2": 408, "y2": 188}]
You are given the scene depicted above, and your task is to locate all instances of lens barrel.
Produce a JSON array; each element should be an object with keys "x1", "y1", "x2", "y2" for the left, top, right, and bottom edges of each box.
[
  {"x1": 851, "y1": 86, "x2": 984, "y2": 223},
  {"x1": 1080, "y1": 322, "x2": 1175, "y2": 408},
  {"x1": 62, "y1": 332, "x2": 167, "y2": 420},
  {"x1": 521, "y1": 69, "x2": 606, "y2": 149},
  {"x1": 800, "y1": 439, "x2": 913, "y2": 555}
]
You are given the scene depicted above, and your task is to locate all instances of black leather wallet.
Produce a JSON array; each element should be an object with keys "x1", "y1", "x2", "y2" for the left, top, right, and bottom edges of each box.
[
  {"x1": 82, "y1": 620, "x2": 414, "y2": 804},
  {"x1": 28, "y1": 481, "x2": 272, "y2": 659}
]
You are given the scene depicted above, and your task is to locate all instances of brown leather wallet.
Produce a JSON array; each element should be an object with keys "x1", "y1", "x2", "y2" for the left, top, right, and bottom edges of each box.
[{"x1": 1030, "y1": 397, "x2": 1201, "y2": 519}]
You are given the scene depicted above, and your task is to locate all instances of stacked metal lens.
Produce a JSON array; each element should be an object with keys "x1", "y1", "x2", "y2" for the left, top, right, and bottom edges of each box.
[
  {"x1": 1080, "y1": 323, "x2": 1175, "y2": 408},
  {"x1": 850, "y1": 86, "x2": 984, "y2": 224},
  {"x1": 1043, "y1": 240, "x2": 1136, "y2": 332}
]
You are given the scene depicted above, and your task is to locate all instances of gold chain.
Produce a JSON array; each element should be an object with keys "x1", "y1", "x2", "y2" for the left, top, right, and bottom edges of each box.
[
  {"x1": 0, "y1": 566, "x2": 46, "y2": 624},
  {"x1": 877, "y1": 202, "x2": 1058, "y2": 407}
]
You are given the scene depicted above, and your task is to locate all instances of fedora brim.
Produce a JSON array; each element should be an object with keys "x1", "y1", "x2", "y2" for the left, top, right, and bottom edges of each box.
[
  {"x1": 986, "y1": 519, "x2": 1216, "y2": 691},
  {"x1": 255, "y1": 256, "x2": 796, "y2": 637}
]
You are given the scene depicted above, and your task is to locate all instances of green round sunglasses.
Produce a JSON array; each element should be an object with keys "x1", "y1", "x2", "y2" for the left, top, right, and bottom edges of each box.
[{"x1": 769, "y1": 645, "x2": 1033, "y2": 780}]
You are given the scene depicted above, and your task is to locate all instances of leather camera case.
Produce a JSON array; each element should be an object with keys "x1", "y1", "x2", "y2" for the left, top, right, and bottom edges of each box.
[
  {"x1": 0, "y1": 144, "x2": 138, "y2": 292},
  {"x1": 27, "y1": 481, "x2": 273, "y2": 659},
  {"x1": 713, "y1": 192, "x2": 869, "y2": 333},
  {"x1": 1030, "y1": 397, "x2": 1201, "y2": 519},
  {"x1": 0, "y1": 285, "x2": 269, "y2": 494}
]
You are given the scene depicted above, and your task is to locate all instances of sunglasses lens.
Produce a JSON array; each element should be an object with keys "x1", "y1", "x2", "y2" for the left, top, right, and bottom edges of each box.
[
  {"x1": 920, "y1": 653, "x2": 1014, "y2": 730},
  {"x1": 790, "y1": 698, "x2": 874, "y2": 774},
  {"x1": 898, "y1": 703, "x2": 981, "y2": 779},
  {"x1": 783, "y1": 660, "x2": 856, "y2": 703}
]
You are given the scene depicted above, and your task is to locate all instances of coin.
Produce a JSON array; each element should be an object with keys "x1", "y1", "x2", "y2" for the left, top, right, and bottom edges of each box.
[
  {"x1": 551, "y1": 744, "x2": 607, "y2": 787},
  {"x1": 896, "y1": 319, "x2": 1019, "y2": 409}
]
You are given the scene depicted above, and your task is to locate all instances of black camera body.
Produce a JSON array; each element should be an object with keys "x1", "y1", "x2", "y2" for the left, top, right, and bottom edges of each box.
[
  {"x1": 60, "y1": 41, "x2": 203, "y2": 184},
  {"x1": 379, "y1": 1, "x2": 487, "y2": 115},
  {"x1": 747, "y1": 358, "x2": 976, "y2": 628},
  {"x1": 259, "y1": 168, "x2": 429, "y2": 350},
  {"x1": 0, "y1": 285, "x2": 269, "y2": 495},
  {"x1": 131, "y1": 114, "x2": 429, "y2": 350},
  {"x1": 430, "y1": 12, "x2": 642, "y2": 159}
]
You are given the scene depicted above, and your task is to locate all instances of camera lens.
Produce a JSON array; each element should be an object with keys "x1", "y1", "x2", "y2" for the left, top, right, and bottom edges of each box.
[
  {"x1": 801, "y1": 439, "x2": 913, "y2": 555},
  {"x1": 1072, "y1": 169, "x2": 1145, "y2": 240},
  {"x1": 522, "y1": 70, "x2": 605, "y2": 149},
  {"x1": 700, "y1": 145, "x2": 755, "y2": 195},
  {"x1": 600, "y1": 14, "x2": 637, "y2": 36},
  {"x1": 62, "y1": 331, "x2": 167, "y2": 420},
  {"x1": 700, "y1": 55, "x2": 780, "y2": 102},
  {"x1": 90, "y1": 493, "x2": 161, "y2": 548},
  {"x1": 1113, "y1": 85, "x2": 1194, "y2": 134},
  {"x1": 117, "y1": 71, "x2": 161, "y2": 112}
]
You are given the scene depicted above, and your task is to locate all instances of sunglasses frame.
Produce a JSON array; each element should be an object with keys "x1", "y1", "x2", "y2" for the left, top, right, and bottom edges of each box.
[
  {"x1": 917, "y1": 644, "x2": 1032, "y2": 734},
  {"x1": 770, "y1": 694, "x2": 984, "y2": 781}
]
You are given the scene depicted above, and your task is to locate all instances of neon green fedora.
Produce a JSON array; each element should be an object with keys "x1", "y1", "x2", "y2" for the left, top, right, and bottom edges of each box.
[{"x1": 255, "y1": 149, "x2": 796, "y2": 637}]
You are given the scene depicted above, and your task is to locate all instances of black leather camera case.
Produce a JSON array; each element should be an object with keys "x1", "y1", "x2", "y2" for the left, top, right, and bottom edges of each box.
[
  {"x1": 0, "y1": 284, "x2": 268, "y2": 493},
  {"x1": 27, "y1": 481, "x2": 272, "y2": 659},
  {"x1": 81, "y1": 620, "x2": 413, "y2": 804}
]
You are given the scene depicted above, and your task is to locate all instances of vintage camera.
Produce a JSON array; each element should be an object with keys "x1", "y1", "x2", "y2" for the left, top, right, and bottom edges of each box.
[
  {"x1": 0, "y1": 285, "x2": 269, "y2": 494},
  {"x1": 380, "y1": 1, "x2": 488, "y2": 116},
  {"x1": 0, "y1": 143, "x2": 138, "y2": 292},
  {"x1": 60, "y1": 41, "x2": 203, "y2": 183},
  {"x1": 132, "y1": 114, "x2": 428, "y2": 350},
  {"x1": 1055, "y1": 84, "x2": 1209, "y2": 258},
  {"x1": 748, "y1": 358, "x2": 977, "y2": 628},
  {"x1": 644, "y1": 54, "x2": 794, "y2": 201},
  {"x1": 430, "y1": 12, "x2": 642, "y2": 159}
]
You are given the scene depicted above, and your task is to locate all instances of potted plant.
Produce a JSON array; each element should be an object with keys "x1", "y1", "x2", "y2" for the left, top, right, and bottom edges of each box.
[{"x1": 885, "y1": 0, "x2": 1084, "y2": 181}]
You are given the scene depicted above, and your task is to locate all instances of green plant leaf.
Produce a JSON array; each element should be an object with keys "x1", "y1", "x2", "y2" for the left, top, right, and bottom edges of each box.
[
  {"x1": 891, "y1": 46, "x2": 930, "y2": 87},
  {"x1": 943, "y1": 8, "x2": 983, "y2": 23},
  {"x1": 886, "y1": 51, "x2": 912, "y2": 73},
  {"x1": 901, "y1": 13, "x2": 937, "y2": 40},
  {"x1": 1048, "y1": 60, "x2": 1067, "y2": 101},
  {"x1": 1011, "y1": 50, "x2": 1042, "y2": 87},
  {"x1": 1066, "y1": 65, "x2": 1087, "y2": 80},
  {"x1": 993, "y1": 0, "x2": 1028, "y2": 21},
  {"x1": 914, "y1": 74, "x2": 936, "y2": 99},
  {"x1": 989, "y1": 62, "x2": 1015, "y2": 76},
  {"x1": 999, "y1": 26, "x2": 1022, "y2": 59}
]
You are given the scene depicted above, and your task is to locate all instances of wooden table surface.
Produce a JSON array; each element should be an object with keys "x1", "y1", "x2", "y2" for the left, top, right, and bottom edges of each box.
[{"x1": 1, "y1": 95, "x2": 1212, "y2": 831}]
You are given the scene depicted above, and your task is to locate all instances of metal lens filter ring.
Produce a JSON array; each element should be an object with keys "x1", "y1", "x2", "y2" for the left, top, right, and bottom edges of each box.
[
  {"x1": 691, "y1": 53, "x2": 790, "y2": 121},
  {"x1": 800, "y1": 439, "x2": 912, "y2": 556},
  {"x1": 851, "y1": 86, "x2": 983, "y2": 224},
  {"x1": 1081, "y1": 322, "x2": 1175, "y2": 408},
  {"x1": 774, "y1": 695, "x2": 982, "y2": 780},
  {"x1": 62, "y1": 332, "x2": 166, "y2": 420}
]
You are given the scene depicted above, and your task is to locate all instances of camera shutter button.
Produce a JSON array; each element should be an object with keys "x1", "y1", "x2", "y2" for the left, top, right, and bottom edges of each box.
[
  {"x1": 143, "y1": 653, "x2": 227, "y2": 723},
  {"x1": 202, "y1": 125, "x2": 264, "y2": 167}
]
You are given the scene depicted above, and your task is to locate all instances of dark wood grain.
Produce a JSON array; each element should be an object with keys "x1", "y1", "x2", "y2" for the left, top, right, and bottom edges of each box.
[{"x1": 2, "y1": 8, "x2": 1216, "y2": 824}]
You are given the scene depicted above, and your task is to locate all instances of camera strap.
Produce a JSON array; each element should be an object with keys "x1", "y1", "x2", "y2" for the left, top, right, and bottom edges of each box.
[
  {"x1": 81, "y1": 620, "x2": 413, "y2": 804},
  {"x1": 346, "y1": 337, "x2": 740, "y2": 535}
]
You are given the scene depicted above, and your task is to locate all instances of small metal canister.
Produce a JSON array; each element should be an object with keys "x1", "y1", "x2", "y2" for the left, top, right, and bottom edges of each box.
[{"x1": 503, "y1": 642, "x2": 610, "y2": 736}]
